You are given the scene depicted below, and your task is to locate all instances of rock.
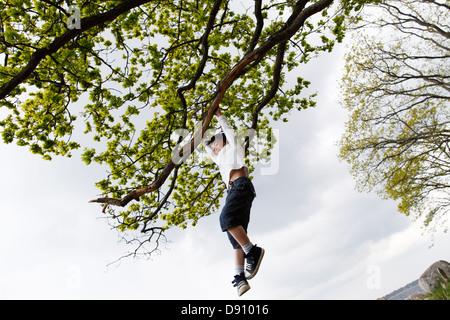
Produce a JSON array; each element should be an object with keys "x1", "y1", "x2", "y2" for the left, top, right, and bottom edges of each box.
[
  {"x1": 419, "y1": 260, "x2": 450, "y2": 293},
  {"x1": 405, "y1": 293, "x2": 426, "y2": 300}
]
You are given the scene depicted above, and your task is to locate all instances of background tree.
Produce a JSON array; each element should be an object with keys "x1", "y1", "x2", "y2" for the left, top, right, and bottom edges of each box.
[
  {"x1": 0, "y1": 0, "x2": 369, "y2": 259},
  {"x1": 339, "y1": 0, "x2": 450, "y2": 232}
]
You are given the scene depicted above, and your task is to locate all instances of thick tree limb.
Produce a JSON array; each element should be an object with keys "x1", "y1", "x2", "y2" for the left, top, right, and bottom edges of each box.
[
  {"x1": 89, "y1": 0, "x2": 334, "y2": 210},
  {"x1": 89, "y1": 161, "x2": 177, "y2": 212}
]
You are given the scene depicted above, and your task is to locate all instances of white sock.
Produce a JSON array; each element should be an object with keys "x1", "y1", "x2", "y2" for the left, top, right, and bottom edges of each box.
[
  {"x1": 242, "y1": 242, "x2": 254, "y2": 255},
  {"x1": 235, "y1": 265, "x2": 245, "y2": 276}
]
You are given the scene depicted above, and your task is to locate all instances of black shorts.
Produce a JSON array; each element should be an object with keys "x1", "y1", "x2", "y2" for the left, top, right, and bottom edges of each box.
[{"x1": 219, "y1": 177, "x2": 256, "y2": 249}]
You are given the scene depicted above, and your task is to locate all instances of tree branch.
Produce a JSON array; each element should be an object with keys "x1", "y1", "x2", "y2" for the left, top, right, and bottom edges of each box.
[
  {"x1": 245, "y1": 0, "x2": 264, "y2": 55},
  {"x1": 0, "y1": 0, "x2": 155, "y2": 100},
  {"x1": 176, "y1": 0, "x2": 224, "y2": 111},
  {"x1": 251, "y1": 41, "x2": 287, "y2": 129}
]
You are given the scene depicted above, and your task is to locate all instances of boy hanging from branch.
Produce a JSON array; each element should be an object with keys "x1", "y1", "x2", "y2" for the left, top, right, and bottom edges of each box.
[{"x1": 204, "y1": 107, "x2": 265, "y2": 297}]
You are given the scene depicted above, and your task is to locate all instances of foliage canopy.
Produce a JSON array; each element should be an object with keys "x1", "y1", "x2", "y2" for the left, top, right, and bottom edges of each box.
[
  {"x1": 1, "y1": 0, "x2": 372, "y2": 258},
  {"x1": 339, "y1": 0, "x2": 450, "y2": 232}
]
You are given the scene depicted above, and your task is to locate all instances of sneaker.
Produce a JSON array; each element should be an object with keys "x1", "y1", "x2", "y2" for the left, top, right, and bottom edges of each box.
[
  {"x1": 245, "y1": 245, "x2": 265, "y2": 280},
  {"x1": 232, "y1": 273, "x2": 251, "y2": 297}
]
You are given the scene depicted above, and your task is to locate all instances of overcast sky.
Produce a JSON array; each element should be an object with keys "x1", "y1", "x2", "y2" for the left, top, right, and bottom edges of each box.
[{"x1": 1, "y1": 19, "x2": 449, "y2": 300}]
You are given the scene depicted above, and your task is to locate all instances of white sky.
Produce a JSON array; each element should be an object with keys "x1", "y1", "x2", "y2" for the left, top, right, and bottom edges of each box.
[{"x1": 1, "y1": 18, "x2": 449, "y2": 300}]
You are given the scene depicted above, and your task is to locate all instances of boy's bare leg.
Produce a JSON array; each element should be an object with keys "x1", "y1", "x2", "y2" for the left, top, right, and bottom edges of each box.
[
  {"x1": 228, "y1": 226, "x2": 264, "y2": 281},
  {"x1": 235, "y1": 248, "x2": 245, "y2": 266},
  {"x1": 227, "y1": 225, "x2": 250, "y2": 247}
]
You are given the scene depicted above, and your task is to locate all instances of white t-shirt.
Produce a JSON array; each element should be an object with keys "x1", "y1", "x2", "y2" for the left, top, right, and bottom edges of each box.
[{"x1": 204, "y1": 115, "x2": 249, "y2": 188}]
